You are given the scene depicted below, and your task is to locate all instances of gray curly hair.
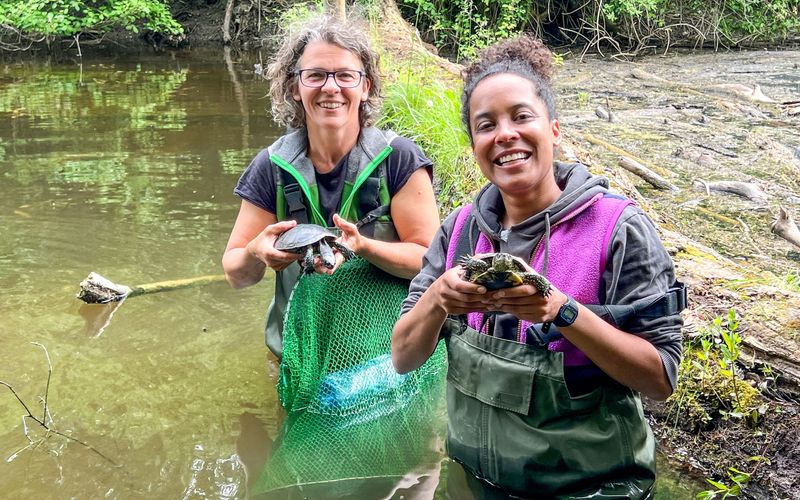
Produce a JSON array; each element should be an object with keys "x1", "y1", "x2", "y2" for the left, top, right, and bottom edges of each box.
[{"x1": 267, "y1": 12, "x2": 382, "y2": 130}]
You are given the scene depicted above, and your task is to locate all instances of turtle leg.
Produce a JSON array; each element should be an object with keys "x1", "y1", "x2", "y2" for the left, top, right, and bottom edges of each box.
[
  {"x1": 457, "y1": 255, "x2": 489, "y2": 282},
  {"x1": 302, "y1": 246, "x2": 315, "y2": 274},
  {"x1": 332, "y1": 242, "x2": 356, "y2": 260},
  {"x1": 521, "y1": 272, "x2": 552, "y2": 297},
  {"x1": 317, "y1": 240, "x2": 336, "y2": 270}
]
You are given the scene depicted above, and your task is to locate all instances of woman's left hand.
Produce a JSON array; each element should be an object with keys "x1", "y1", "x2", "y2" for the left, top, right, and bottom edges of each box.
[{"x1": 485, "y1": 285, "x2": 568, "y2": 324}]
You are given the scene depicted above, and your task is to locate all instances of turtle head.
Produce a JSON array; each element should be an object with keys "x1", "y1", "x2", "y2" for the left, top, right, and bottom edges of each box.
[{"x1": 492, "y1": 253, "x2": 516, "y2": 271}]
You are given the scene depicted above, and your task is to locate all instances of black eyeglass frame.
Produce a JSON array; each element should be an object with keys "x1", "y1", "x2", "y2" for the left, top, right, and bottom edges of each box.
[{"x1": 293, "y1": 69, "x2": 366, "y2": 88}]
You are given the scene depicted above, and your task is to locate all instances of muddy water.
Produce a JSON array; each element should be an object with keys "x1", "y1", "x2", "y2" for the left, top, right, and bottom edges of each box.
[{"x1": 2, "y1": 46, "x2": 786, "y2": 498}]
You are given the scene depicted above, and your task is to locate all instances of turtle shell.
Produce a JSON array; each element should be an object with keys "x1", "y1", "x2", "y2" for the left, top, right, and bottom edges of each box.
[
  {"x1": 274, "y1": 224, "x2": 338, "y2": 252},
  {"x1": 461, "y1": 252, "x2": 534, "y2": 291}
]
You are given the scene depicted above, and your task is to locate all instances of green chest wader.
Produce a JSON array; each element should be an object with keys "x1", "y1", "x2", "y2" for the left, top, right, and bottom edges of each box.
[{"x1": 442, "y1": 319, "x2": 656, "y2": 499}]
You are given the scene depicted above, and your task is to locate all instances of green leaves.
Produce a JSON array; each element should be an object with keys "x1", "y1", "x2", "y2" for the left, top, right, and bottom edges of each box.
[
  {"x1": 398, "y1": 0, "x2": 531, "y2": 61},
  {"x1": 0, "y1": 0, "x2": 183, "y2": 39},
  {"x1": 697, "y1": 466, "x2": 751, "y2": 499}
]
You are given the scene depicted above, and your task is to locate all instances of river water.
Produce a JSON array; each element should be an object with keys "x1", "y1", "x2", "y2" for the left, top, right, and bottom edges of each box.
[{"x1": 2, "y1": 45, "x2": 785, "y2": 498}]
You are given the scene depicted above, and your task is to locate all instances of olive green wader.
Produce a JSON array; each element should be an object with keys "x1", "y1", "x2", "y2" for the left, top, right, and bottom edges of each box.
[{"x1": 442, "y1": 318, "x2": 656, "y2": 499}]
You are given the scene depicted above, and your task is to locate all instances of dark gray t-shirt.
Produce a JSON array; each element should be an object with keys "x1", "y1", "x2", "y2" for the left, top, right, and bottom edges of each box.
[{"x1": 234, "y1": 136, "x2": 432, "y2": 224}]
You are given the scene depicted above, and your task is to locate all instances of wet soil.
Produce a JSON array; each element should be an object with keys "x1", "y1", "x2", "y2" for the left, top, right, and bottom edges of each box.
[{"x1": 552, "y1": 50, "x2": 800, "y2": 499}]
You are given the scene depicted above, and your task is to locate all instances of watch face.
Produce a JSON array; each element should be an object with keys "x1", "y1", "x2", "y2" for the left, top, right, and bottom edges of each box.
[{"x1": 555, "y1": 298, "x2": 578, "y2": 327}]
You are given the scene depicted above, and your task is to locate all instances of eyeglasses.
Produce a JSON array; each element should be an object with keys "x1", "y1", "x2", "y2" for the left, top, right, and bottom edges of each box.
[{"x1": 295, "y1": 69, "x2": 365, "y2": 88}]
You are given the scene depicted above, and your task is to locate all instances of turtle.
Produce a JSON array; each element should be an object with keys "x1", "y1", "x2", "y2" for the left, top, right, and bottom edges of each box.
[
  {"x1": 275, "y1": 224, "x2": 356, "y2": 274},
  {"x1": 458, "y1": 252, "x2": 552, "y2": 296}
]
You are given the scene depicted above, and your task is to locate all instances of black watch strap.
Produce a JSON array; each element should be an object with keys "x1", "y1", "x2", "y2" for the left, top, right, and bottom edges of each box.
[{"x1": 553, "y1": 296, "x2": 579, "y2": 327}]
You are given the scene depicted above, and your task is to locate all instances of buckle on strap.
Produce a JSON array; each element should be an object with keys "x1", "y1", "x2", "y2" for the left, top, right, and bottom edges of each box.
[
  {"x1": 526, "y1": 323, "x2": 563, "y2": 347},
  {"x1": 666, "y1": 281, "x2": 688, "y2": 314},
  {"x1": 637, "y1": 281, "x2": 689, "y2": 318},
  {"x1": 283, "y1": 182, "x2": 308, "y2": 223},
  {"x1": 355, "y1": 204, "x2": 390, "y2": 229}
]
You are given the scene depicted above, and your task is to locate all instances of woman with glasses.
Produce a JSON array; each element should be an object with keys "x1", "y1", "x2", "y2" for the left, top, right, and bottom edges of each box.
[
  {"x1": 222, "y1": 11, "x2": 443, "y2": 494},
  {"x1": 223, "y1": 10, "x2": 439, "y2": 355}
]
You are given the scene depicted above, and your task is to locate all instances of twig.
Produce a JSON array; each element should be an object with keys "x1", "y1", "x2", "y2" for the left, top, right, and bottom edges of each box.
[
  {"x1": 736, "y1": 217, "x2": 766, "y2": 255},
  {"x1": 581, "y1": 132, "x2": 673, "y2": 178},
  {"x1": 1, "y1": 343, "x2": 120, "y2": 466},
  {"x1": 77, "y1": 272, "x2": 227, "y2": 304},
  {"x1": 695, "y1": 143, "x2": 738, "y2": 158}
]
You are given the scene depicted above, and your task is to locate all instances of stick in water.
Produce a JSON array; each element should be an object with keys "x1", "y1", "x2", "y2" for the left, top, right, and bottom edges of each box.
[{"x1": 77, "y1": 273, "x2": 227, "y2": 304}]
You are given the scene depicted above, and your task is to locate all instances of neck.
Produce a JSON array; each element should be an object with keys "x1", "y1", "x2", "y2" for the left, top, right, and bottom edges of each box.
[
  {"x1": 500, "y1": 182, "x2": 562, "y2": 227},
  {"x1": 306, "y1": 121, "x2": 361, "y2": 173}
]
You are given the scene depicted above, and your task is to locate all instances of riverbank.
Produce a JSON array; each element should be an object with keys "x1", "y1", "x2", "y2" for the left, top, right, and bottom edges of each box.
[{"x1": 4, "y1": 2, "x2": 800, "y2": 497}]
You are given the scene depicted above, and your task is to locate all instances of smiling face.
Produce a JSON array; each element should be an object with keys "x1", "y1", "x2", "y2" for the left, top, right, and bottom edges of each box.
[
  {"x1": 469, "y1": 73, "x2": 562, "y2": 205},
  {"x1": 292, "y1": 41, "x2": 371, "y2": 135}
]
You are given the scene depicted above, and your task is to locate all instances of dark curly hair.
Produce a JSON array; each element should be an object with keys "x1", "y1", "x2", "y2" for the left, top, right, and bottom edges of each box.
[{"x1": 461, "y1": 35, "x2": 556, "y2": 141}]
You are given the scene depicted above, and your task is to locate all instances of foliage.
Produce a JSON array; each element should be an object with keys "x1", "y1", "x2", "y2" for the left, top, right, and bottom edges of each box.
[
  {"x1": 785, "y1": 270, "x2": 800, "y2": 291},
  {"x1": 598, "y1": 0, "x2": 800, "y2": 50},
  {"x1": 0, "y1": 0, "x2": 182, "y2": 44},
  {"x1": 378, "y1": 54, "x2": 482, "y2": 212},
  {"x1": 697, "y1": 466, "x2": 751, "y2": 499},
  {"x1": 396, "y1": 0, "x2": 800, "y2": 57},
  {"x1": 668, "y1": 309, "x2": 767, "y2": 430},
  {"x1": 397, "y1": 0, "x2": 531, "y2": 60}
]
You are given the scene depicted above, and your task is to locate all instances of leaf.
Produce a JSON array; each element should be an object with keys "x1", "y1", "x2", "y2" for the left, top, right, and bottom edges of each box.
[{"x1": 705, "y1": 478, "x2": 727, "y2": 490}]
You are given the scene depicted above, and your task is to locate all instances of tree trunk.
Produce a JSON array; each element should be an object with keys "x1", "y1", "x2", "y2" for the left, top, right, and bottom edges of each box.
[{"x1": 223, "y1": 0, "x2": 234, "y2": 45}]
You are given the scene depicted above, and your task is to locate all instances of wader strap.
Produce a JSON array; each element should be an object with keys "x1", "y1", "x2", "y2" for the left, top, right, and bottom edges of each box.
[
  {"x1": 582, "y1": 281, "x2": 688, "y2": 328},
  {"x1": 448, "y1": 204, "x2": 481, "y2": 269},
  {"x1": 355, "y1": 204, "x2": 391, "y2": 229},
  {"x1": 358, "y1": 170, "x2": 382, "y2": 217},
  {"x1": 280, "y1": 169, "x2": 309, "y2": 224}
]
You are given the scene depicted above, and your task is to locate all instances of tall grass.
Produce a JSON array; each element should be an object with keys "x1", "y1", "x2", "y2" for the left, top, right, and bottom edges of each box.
[{"x1": 378, "y1": 56, "x2": 483, "y2": 214}]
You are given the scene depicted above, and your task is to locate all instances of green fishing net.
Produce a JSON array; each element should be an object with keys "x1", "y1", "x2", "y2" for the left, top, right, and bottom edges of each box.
[{"x1": 254, "y1": 257, "x2": 447, "y2": 494}]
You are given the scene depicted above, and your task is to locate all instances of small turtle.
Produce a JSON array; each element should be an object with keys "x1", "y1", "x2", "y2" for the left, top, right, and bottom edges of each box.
[
  {"x1": 275, "y1": 224, "x2": 356, "y2": 274},
  {"x1": 459, "y1": 252, "x2": 551, "y2": 295}
]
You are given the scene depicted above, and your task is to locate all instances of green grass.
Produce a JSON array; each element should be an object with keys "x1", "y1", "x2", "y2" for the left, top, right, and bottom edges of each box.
[{"x1": 378, "y1": 58, "x2": 483, "y2": 213}]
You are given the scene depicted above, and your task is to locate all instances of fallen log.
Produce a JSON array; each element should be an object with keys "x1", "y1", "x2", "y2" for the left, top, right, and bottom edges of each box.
[
  {"x1": 77, "y1": 272, "x2": 227, "y2": 304},
  {"x1": 694, "y1": 179, "x2": 768, "y2": 203},
  {"x1": 712, "y1": 83, "x2": 776, "y2": 104},
  {"x1": 619, "y1": 156, "x2": 679, "y2": 191},
  {"x1": 581, "y1": 133, "x2": 673, "y2": 178},
  {"x1": 771, "y1": 207, "x2": 800, "y2": 249}
]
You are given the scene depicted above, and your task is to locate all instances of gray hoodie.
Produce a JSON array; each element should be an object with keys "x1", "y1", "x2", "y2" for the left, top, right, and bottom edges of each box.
[{"x1": 401, "y1": 162, "x2": 683, "y2": 389}]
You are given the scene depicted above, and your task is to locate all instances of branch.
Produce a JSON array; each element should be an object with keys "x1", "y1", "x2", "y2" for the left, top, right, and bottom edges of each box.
[
  {"x1": 619, "y1": 156, "x2": 679, "y2": 191},
  {"x1": 77, "y1": 272, "x2": 227, "y2": 304},
  {"x1": 694, "y1": 179, "x2": 768, "y2": 203}
]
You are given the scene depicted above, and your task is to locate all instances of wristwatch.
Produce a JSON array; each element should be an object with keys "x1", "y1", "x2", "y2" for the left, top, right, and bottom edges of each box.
[{"x1": 553, "y1": 296, "x2": 579, "y2": 327}]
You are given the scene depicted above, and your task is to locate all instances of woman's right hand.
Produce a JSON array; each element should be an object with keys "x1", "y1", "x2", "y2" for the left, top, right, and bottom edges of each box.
[
  {"x1": 430, "y1": 266, "x2": 491, "y2": 315},
  {"x1": 246, "y1": 220, "x2": 301, "y2": 272}
]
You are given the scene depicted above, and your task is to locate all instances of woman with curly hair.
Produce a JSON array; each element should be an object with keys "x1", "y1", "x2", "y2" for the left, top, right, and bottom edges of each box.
[
  {"x1": 222, "y1": 12, "x2": 439, "y2": 359},
  {"x1": 392, "y1": 35, "x2": 685, "y2": 498}
]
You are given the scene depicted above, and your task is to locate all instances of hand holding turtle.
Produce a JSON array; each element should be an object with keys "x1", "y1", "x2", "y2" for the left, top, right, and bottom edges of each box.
[
  {"x1": 247, "y1": 220, "x2": 300, "y2": 272},
  {"x1": 485, "y1": 284, "x2": 570, "y2": 324},
  {"x1": 428, "y1": 266, "x2": 495, "y2": 316},
  {"x1": 459, "y1": 252, "x2": 566, "y2": 323}
]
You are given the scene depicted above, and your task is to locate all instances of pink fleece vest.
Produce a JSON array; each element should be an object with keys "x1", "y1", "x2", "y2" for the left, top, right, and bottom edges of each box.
[{"x1": 445, "y1": 193, "x2": 633, "y2": 367}]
